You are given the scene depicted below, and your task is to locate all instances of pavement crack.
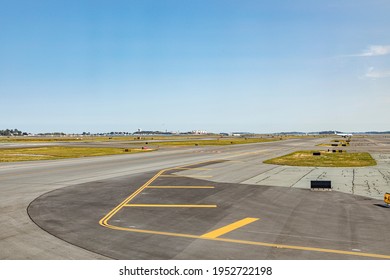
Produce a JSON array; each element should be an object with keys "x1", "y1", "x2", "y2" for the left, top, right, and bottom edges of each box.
[
  {"x1": 316, "y1": 171, "x2": 326, "y2": 180},
  {"x1": 290, "y1": 168, "x2": 315, "y2": 188},
  {"x1": 256, "y1": 176, "x2": 270, "y2": 184},
  {"x1": 378, "y1": 169, "x2": 390, "y2": 184}
]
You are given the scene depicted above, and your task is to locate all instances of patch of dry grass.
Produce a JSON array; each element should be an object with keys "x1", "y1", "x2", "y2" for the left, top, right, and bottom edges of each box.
[
  {"x1": 0, "y1": 146, "x2": 152, "y2": 162},
  {"x1": 264, "y1": 150, "x2": 376, "y2": 167}
]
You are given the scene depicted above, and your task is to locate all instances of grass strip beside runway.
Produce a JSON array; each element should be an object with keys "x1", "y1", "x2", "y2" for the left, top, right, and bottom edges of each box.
[
  {"x1": 264, "y1": 150, "x2": 376, "y2": 167},
  {"x1": 0, "y1": 146, "x2": 152, "y2": 162}
]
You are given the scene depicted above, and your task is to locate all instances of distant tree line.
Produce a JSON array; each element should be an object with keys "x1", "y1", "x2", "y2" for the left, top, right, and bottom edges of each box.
[
  {"x1": 0, "y1": 128, "x2": 27, "y2": 136},
  {"x1": 86, "y1": 132, "x2": 133, "y2": 136},
  {"x1": 37, "y1": 132, "x2": 66, "y2": 136},
  {"x1": 364, "y1": 131, "x2": 390, "y2": 134}
]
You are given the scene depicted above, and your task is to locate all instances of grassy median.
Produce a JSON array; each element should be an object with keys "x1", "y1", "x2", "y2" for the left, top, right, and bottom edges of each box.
[
  {"x1": 263, "y1": 150, "x2": 376, "y2": 167},
  {"x1": 0, "y1": 146, "x2": 152, "y2": 162}
]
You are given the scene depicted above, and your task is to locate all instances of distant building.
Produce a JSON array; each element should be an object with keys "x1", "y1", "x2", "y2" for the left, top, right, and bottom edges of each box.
[{"x1": 192, "y1": 130, "x2": 208, "y2": 135}]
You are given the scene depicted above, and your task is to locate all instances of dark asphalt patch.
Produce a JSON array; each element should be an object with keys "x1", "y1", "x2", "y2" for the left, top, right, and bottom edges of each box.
[{"x1": 28, "y1": 166, "x2": 390, "y2": 260}]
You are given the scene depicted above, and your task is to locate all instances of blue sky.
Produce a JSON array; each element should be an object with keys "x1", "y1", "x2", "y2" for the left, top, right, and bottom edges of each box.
[{"x1": 1, "y1": 0, "x2": 389, "y2": 133}]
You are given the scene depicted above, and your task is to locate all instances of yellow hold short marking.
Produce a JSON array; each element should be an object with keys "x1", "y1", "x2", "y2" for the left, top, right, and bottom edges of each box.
[{"x1": 202, "y1": 218, "x2": 259, "y2": 238}]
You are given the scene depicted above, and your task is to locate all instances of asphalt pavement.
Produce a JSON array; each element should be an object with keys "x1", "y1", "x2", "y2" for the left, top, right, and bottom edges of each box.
[{"x1": 1, "y1": 136, "x2": 390, "y2": 259}]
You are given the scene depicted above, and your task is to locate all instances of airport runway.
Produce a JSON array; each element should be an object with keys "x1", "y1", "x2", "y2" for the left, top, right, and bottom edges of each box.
[{"x1": 1, "y1": 136, "x2": 390, "y2": 259}]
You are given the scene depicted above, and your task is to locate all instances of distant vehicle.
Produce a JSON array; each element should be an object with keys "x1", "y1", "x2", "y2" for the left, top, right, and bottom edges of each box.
[{"x1": 335, "y1": 131, "x2": 353, "y2": 138}]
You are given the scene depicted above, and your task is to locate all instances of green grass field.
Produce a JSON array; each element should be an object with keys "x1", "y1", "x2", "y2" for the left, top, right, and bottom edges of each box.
[
  {"x1": 263, "y1": 150, "x2": 376, "y2": 167},
  {"x1": 0, "y1": 137, "x2": 281, "y2": 162},
  {"x1": 0, "y1": 146, "x2": 152, "y2": 162}
]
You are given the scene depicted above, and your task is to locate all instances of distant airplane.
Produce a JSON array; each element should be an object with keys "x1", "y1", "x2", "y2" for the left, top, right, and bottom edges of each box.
[{"x1": 335, "y1": 131, "x2": 353, "y2": 138}]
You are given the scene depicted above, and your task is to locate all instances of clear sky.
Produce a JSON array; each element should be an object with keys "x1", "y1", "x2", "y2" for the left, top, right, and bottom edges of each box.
[{"x1": 1, "y1": 0, "x2": 389, "y2": 133}]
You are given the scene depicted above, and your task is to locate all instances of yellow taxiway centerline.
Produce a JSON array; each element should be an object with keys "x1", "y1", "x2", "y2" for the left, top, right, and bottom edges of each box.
[
  {"x1": 101, "y1": 222, "x2": 390, "y2": 260},
  {"x1": 201, "y1": 218, "x2": 259, "y2": 238},
  {"x1": 99, "y1": 169, "x2": 167, "y2": 225}
]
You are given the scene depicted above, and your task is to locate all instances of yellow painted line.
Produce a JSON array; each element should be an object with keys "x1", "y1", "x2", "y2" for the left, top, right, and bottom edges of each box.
[
  {"x1": 148, "y1": 186, "x2": 215, "y2": 189},
  {"x1": 99, "y1": 161, "x2": 219, "y2": 228},
  {"x1": 123, "y1": 204, "x2": 217, "y2": 208},
  {"x1": 99, "y1": 160, "x2": 390, "y2": 259},
  {"x1": 99, "y1": 169, "x2": 166, "y2": 226},
  {"x1": 202, "y1": 218, "x2": 259, "y2": 238},
  {"x1": 101, "y1": 223, "x2": 390, "y2": 259}
]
